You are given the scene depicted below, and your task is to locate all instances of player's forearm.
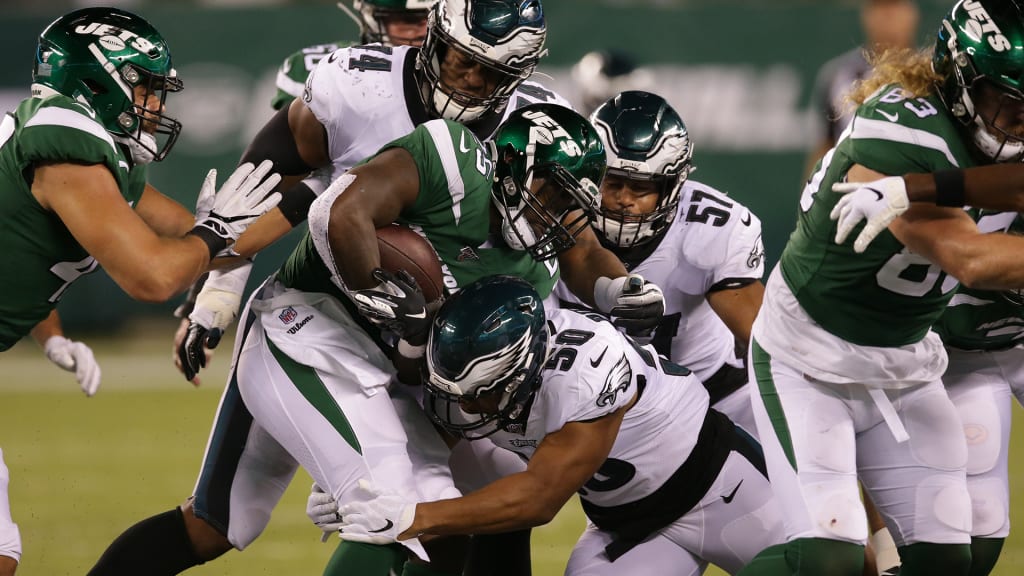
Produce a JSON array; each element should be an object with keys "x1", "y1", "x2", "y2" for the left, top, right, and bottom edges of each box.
[
  {"x1": 943, "y1": 232, "x2": 1024, "y2": 291},
  {"x1": 406, "y1": 472, "x2": 562, "y2": 538},
  {"x1": 904, "y1": 165, "x2": 1024, "y2": 211},
  {"x1": 29, "y1": 309, "x2": 63, "y2": 347},
  {"x1": 560, "y1": 244, "x2": 628, "y2": 309}
]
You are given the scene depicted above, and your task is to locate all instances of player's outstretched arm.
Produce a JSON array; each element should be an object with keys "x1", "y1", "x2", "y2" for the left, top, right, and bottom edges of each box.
[
  {"x1": 37, "y1": 161, "x2": 279, "y2": 303},
  {"x1": 832, "y1": 163, "x2": 1024, "y2": 252},
  {"x1": 336, "y1": 395, "x2": 634, "y2": 542}
]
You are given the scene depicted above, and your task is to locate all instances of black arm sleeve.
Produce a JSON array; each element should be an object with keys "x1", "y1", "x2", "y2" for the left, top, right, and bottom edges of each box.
[
  {"x1": 278, "y1": 180, "x2": 318, "y2": 227},
  {"x1": 239, "y1": 106, "x2": 316, "y2": 176}
]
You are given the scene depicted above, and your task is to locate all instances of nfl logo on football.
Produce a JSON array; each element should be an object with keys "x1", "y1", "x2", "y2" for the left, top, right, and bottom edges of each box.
[{"x1": 278, "y1": 307, "x2": 298, "y2": 324}]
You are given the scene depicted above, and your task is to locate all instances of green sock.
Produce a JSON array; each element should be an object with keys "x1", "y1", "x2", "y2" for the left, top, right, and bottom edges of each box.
[
  {"x1": 968, "y1": 537, "x2": 1004, "y2": 576},
  {"x1": 898, "y1": 542, "x2": 971, "y2": 576},
  {"x1": 735, "y1": 543, "x2": 792, "y2": 576},
  {"x1": 737, "y1": 538, "x2": 864, "y2": 576},
  {"x1": 323, "y1": 541, "x2": 407, "y2": 576},
  {"x1": 401, "y1": 561, "x2": 461, "y2": 576}
]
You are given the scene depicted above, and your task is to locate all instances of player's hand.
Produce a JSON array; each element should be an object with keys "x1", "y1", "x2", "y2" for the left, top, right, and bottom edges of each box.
[
  {"x1": 830, "y1": 176, "x2": 909, "y2": 253},
  {"x1": 173, "y1": 317, "x2": 210, "y2": 386},
  {"x1": 596, "y1": 274, "x2": 665, "y2": 337},
  {"x1": 192, "y1": 160, "x2": 283, "y2": 245},
  {"x1": 307, "y1": 483, "x2": 342, "y2": 543},
  {"x1": 176, "y1": 263, "x2": 251, "y2": 383},
  {"x1": 349, "y1": 268, "x2": 430, "y2": 345},
  {"x1": 43, "y1": 335, "x2": 101, "y2": 397},
  {"x1": 336, "y1": 479, "x2": 417, "y2": 544}
]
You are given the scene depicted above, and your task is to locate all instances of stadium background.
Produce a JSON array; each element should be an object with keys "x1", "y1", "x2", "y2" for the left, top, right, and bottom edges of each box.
[{"x1": 2, "y1": 0, "x2": 1022, "y2": 574}]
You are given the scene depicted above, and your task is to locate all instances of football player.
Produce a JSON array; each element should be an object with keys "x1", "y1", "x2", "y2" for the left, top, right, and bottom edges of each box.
[
  {"x1": 0, "y1": 7, "x2": 279, "y2": 357},
  {"x1": 556, "y1": 90, "x2": 765, "y2": 436},
  {"x1": 88, "y1": 104, "x2": 639, "y2": 576},
  {"x1": 0, "y1": 8, "x2": 282, "y2": 576},
  {"x1": 928, "y1": 212, "x2": 1024, "y2": 576},
  {"x1": 740, "y1": 1, "x2": 1024, "y2": 574},
  {"x1": 176, "y1": 0, "x2": 662, "y2": 383},
  {"x1": 323, "y1": 274, "x2": 786, "y2": 575}
]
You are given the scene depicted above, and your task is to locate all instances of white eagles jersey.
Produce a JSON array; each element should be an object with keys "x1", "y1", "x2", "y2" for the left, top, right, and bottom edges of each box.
[
  {"x1": 303, "y1": 44, "x2": 572, "y2": 181},
  {"x1": 487, "y1": 308, "x2": 709, "y2": 509},
  {"x1": 556, "y1": 180, "x2": 765, "y2": 381}
]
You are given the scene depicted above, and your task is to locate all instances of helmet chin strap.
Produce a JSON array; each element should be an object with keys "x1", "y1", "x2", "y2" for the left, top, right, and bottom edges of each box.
[
  {"x1": 501, "y1": 210, "x2": 537, "y2": 252},
  {"x1": 114, "y1": 131, "x2": 158, "y2": 165},
  {"x1": 432, "y1": 88, "x2": 488, "y2": 122}
]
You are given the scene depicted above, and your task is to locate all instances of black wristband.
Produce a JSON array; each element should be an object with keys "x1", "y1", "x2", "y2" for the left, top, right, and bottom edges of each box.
[
  {"x1": 934, "y1": 168, "x2": 966, "y2": 207},
  {"x1": 187, "y1": 226, "x2": 228, "y2": 261},
  {"x1": 278, "y1": 180, "x2": 318, "y2": 227}
]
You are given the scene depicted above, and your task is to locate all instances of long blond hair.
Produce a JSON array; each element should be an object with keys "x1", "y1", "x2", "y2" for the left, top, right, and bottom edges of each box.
[{"x1": 846, "y1": 47, "x2": 943, "y2": 108}]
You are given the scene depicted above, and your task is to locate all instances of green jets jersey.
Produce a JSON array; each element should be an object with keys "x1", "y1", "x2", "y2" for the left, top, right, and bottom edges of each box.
[
  {"x1": 934, "y1": 212, "x2": 1024, "y2": 351},
  {"x1": 271, "y1": 41, "x2": 353, "y2": 110},
  {"x1": 277, "y1": 118, "x2": 560, "y2": 304},
  {"x1": 0, "y1": 95, "x2": 146, "y2": 351},
  {"x1": 781, "y1": 84, "x2": 977, "y2": 347}
]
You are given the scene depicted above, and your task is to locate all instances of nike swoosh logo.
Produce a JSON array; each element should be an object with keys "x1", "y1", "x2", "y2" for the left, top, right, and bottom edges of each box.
[
  {"x1": 590, "y1": 347, "x2": 608, "y2": 368},
  {"x1": 407, "y1": 310, "x2": 427, "y2": 319},
  {"x1": 328, "y1": 51, "x2": 338, "y2": 63},
  {"x1": 721, "y1": 479, "x2": 743, "y2": 504},
  {"x1": 741, "y1": 212, "x2": 751, "y2": 226},
  {"x1": 459, "y1": 132, "x2": 471, "y2": 153},
  {"x1": 866, "y1": 187, "x2": 884, "y2": 201},
  {"x1": 369, "y1": 519, "x2": 394, "y2": 533},
  {"x1": 877, "y1": 109, "x2": 899, "y2": 122}
]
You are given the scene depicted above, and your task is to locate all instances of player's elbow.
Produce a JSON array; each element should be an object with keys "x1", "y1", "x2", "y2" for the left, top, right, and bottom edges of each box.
[{"x1": 119, "y1": 272, "x2": 182, "y2": 303}]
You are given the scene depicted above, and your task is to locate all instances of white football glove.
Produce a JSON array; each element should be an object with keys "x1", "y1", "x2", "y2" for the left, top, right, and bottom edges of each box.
[
  {"x1": 307, "y1": 483, "x2": 343, "y2": 543},
  {"x1": 192, "y1": 160, "x2": 283, "y2": 245},
  {"x1": 43, "y1": 335, "x2": 100, "y2": 397},
  {"x1": 830, "y1": 176, "x2": 909, "y2": 253},
  {"x1": 594, "y1": 274, "x2": 665, "y2": 337},
  {"x1": 177, "y1": 262, "x2": 252, "y2": 383},
  {"x1": 336, "y1": 479, "x2": 417, "y2": 545}
]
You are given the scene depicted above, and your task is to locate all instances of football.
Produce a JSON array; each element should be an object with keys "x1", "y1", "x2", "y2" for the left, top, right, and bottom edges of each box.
[{"x1": 376, "y1": 224, "x2": 445, "y2": 302}]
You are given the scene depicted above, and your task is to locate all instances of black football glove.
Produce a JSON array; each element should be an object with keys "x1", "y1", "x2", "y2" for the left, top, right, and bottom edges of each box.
[
  {"x1": 608, "y1": 275, "x2": 665, "y2": 337},
  {"x1": 349, "y1": 268, "x2": 430, "y2": 345},
  {"x1": 177, "y1": 322, "x2": 225, "y2": 382}
]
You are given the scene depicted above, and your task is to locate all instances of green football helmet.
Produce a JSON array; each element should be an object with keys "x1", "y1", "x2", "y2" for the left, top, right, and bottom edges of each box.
[
  {"x1": 491, "y1": 103, "x2": 607, "y2": 261},
  {"x1": 416, "y1": 0, "x2": 547, "y2": 122},
  {"x1": 934, "y1": 0, "x2": 1024, "y2": 162},
  {"x1": 32, "y1": 7, "x2": 182, "y2": 163},
  {"x1": 347, "y1": 0, "x2": 434, "y2": 46},
  {"x1": 424, "y1": 275, "x2": 548, "y2": 440},
  {"x1": 589, "y1": 91, "x2": 693, "y2": 248}
]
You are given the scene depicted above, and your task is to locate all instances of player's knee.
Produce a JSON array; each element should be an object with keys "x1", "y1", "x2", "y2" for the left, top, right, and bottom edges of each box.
[
  {"x1": 967, "y1": 478, "x2": 1009, "y2": 538},
  {"x1": 898, "y1": 542, "x2": 971, "y2": 576},
  {"x1": 785, "y1": 538, "x2": 864, "y2": 576},
  {"x1": 811, "y1": 487, "x2": 868, "y2": 542},
  {"x1": 180, "y1": 503, "x2": 232, "y2": 559},
  {"x1": 926, "y1": 479, "x2": 973, "y2": 536}
]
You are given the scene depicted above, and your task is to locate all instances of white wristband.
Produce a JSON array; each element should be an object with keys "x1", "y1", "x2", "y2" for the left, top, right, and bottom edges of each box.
[
  {"x1": 397, "y1": 339, "x2": 426, "y2": 359},
  {"x1": 593, "y1": 276, "x2": 627, "y2": 313}
]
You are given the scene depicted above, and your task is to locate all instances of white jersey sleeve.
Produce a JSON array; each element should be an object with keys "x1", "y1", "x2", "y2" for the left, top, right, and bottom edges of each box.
[
  {"x1": 672, "y1": 180, "x2": 765, "y2": 294},
  {"x1": 304, "y1": 44, "x2": 419, "y2": 178}
]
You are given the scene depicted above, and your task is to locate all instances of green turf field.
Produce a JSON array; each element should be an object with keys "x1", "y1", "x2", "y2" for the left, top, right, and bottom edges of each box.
[{"x1": 2, "y1": 320, "x2": 1023, "y2": 575}]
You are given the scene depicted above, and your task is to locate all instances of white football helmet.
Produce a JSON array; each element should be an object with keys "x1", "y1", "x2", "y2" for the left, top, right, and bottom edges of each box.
[{"x1": 416, "y1": 0, "x2": 547, "y2": 122}]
